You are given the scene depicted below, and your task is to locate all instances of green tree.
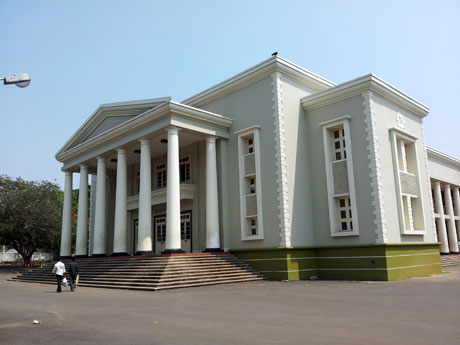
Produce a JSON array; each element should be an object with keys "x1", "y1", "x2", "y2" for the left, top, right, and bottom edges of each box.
[{"x1": 0, "y1": 175, "x2": 62, "y2": 265}]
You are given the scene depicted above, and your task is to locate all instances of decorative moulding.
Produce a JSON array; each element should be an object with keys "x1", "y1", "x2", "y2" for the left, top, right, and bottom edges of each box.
[
  {"x1": 57, "y1": 97, "x2": 171, "y2": 156},
  {"x1": 426, "y1": 146, "x2": 460, "y2": 167},
  {"x1": 56, "y1": 101, "x2": 233, "y2": 165},
  {"x1": 362, "y1": 92, "x2": 387, "y2": 243},
  {"x1": 183, "y1": 56, "x2": 335, "y2": 107},
  {"x1": 301, "y1": 74, "x2": 430, "y2": 118},
  {"x1": 271, "y1": 72, "x2": 291, "y2": 247}
]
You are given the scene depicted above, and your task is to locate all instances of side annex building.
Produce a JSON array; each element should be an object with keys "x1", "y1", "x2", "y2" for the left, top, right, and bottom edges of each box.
[{"x1": 55, "y1": 56, "x2": 460, "y2": 281}]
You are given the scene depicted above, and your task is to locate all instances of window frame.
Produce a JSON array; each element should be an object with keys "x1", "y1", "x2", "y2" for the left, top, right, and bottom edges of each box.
[
  {"x1": 390, "y1": 128, "x2": 426, "y2": 235},
  {"x1": 320, "y1": 116, "x2": 359, "y2": 237},
  {"x1": 236, "y1": 125, "x2": 264, "y2": 241}
]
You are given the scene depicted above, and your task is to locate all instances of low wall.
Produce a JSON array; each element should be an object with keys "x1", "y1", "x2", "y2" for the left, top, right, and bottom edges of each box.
[
  {"x1": 232, "y1": 243, "x2": 441, "y2": 281},
  {"x1": 0, "y1": 247, "x2": 53, "y2": 263}
]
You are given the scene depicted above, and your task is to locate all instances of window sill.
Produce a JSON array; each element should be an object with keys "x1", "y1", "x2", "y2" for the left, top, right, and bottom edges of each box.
[{"x1": 331, "y1": 230, "x2": 359, "y2": 237}]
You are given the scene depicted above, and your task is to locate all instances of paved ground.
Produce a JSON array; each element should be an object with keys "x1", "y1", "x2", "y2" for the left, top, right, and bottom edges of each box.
[{"x1": 1, "y1": 268, "x2": 459, "y2": 345}]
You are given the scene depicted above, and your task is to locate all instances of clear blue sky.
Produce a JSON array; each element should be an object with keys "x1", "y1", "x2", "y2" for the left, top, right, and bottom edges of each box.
[{"x1": 1, "y1": 0, "x2": 459, "y2": 188}]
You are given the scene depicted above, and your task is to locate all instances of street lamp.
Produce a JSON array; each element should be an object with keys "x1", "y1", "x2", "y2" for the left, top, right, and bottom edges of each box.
[{"x1": 1, "y1": 73, "x2": 31, "y2": 88}]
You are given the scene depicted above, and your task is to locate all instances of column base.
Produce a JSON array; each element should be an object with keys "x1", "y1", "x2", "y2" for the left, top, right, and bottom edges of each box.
[
  {"x1": 203, "y1": 248, "x2": 224, "y2": 253},
  {"x1": 135, "y1": 251, "x2": 153, "y2": 256},
  {"x1": 60, "y1": 255, "x2": 72, "y2": 260},
  {"x1": 112, "y1": 252, "x2": 129, "y2": 257},
  {"x1": 449, "y1": 251, "x2": 460, "y2": 254},
  {"x1": 441, "y1": 252, "x2": 451, "y2": 255},
  {"x1": 91, "y1": 253, "x2": 108, "y2": 258},
  {"x1": 161, "y1": 249, "x2": 185, "y2": 254},
  {"x1": 75, "y1": 255, "x2": 88, "y2": 258}
]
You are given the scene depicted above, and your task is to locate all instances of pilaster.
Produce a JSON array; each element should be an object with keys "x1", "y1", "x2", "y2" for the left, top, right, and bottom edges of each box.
[{"x1": 362, "y1": 91, "x2": 387, "y2": 243}]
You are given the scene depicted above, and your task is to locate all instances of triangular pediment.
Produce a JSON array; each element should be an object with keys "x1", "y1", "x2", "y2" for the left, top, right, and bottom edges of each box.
[{"x1": 57, "y1": 97, "x2": 170, "y2": 156}]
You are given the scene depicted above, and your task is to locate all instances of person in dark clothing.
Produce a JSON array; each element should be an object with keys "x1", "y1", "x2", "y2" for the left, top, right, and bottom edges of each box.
[{"x1": 68, "y1": 257, "x2": 79, "y2": 292}]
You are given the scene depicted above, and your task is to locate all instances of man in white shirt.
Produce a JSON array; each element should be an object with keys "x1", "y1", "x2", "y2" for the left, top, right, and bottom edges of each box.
[{"x1": 52, "y1": 258, "x2": 66, "y2": 293}]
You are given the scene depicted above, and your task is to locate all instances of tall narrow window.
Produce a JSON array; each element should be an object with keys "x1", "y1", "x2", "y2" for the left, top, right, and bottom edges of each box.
[
  {"x1": 236, "y1": 126, "x2": 264, "y2": 241},
  {"x1": 248, "y1": 138, "x2": 254, "y2": 153},
  {"x1": 156, "y1": 163, "x2": 167, "y2": 188},
  {"x1": 320, "y1": 116, "x2": 359, "y2": 237},
  {"x1": 180, "y1": 212, "x2": 191, "y2": 240},
  {"x1": 179, "y1": 156, "x2": 191, "y2": 183},
  {"x1": 391, "y1": 129, "x2": 425, "y2": 234},
  {"x1": 155, "y1": 217, "x2": 166, "y2": 242}
]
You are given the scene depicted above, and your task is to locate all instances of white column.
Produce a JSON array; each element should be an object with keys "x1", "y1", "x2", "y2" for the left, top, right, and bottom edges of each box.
[
  {"x1": 113, "y1": 148, "x2": 128, "y2": 255},
  {"x1": 137, "y1": 139, "x2": 152, "y2": 254},
  {"x1": 454, "y1": 187, "x2": 460, "y2": 239},
  {"x1": 205, "y1": 137, "x2": 221, "y2": 251},
  {"x1": 444, "y1": 184, "x2": 459, "y2": 253},
  {"x1": 93, "y1": 157, "x2": 107, "y2": 256},
  {"x1": 433, "y1": 181, "x2": 449, "y2": 254},
  {"x1": 60, "y1": 171, "x2": 73, "y2": 258},
  {"x1": 165, "y1": 127, "x2": 182, "y2": 253},
  {"x1": 75, "y1": 165, "x2": 88, "y2": 257}
]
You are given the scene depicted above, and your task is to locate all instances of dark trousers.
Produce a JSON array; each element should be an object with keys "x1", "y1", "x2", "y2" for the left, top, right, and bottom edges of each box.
[
  {"x1": 69, "y1": 274, "x2": 77, "y2": 291},
  {"x1": 56, "y1": 274, "x2": 63, "y2": 292}
]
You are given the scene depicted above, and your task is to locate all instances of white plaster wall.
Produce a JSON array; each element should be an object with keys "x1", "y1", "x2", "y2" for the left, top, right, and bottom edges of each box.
[
  {"x1": 305, "y1": 95, "x2": 377, "y2": 246},
  {"x1": 278, "y1": 75, "x2": 317, "y2": 246},
  {"x1": 372, "y1": 94, "x2": 436, "y2": 243},
  {"x1": 198, "y1": 77, "x2": 280, "y2": 249},
  {"x1": 427, "y1": 154, "x2": 460, "y2": 185}
]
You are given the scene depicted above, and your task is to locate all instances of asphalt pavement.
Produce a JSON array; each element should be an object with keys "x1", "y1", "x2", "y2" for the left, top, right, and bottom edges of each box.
[{"x1": 1, "y1": 267, "x2": 459, "y2": 345}]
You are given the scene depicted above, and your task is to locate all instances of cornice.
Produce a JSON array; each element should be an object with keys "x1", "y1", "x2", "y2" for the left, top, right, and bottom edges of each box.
[
  {"x1": 55, "y1": 101, "x2": 232, "y2": 163},
  {"x1": 301, "y1": 74, "x2": 430, "y2": 118},
  {"x1": 56, "y1": 97, "x2": 171, "y2": 156},
  {"x1": 182, "y1": 56, "x2": 335, "y2": 107},
  {"x1": 427, "y1": 146, "x2": 460, "y2": 167}
]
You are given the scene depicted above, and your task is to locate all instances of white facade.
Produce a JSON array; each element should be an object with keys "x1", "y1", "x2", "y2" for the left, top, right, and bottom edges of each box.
[{"x1": 56, "y1": 56, "x2": 459, "y2": 279}]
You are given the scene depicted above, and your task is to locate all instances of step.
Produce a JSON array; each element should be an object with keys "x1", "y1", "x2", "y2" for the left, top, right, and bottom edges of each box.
[{"x1": 13, "y1": 253, "x2": 265, "y2": 291}]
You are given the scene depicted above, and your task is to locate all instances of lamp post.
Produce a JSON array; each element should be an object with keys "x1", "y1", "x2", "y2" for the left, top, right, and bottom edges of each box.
[{"x1": 1, "y1": 73, "x2": 31, "y2": 88}]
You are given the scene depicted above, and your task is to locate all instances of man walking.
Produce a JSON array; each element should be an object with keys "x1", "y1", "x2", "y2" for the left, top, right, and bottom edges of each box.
[
  {"x1": 52, "y1": 258, "x2": 66, "y2": 293},
  {"x1": 69, "y1": 257, "x2": 79, "y2": 292}
]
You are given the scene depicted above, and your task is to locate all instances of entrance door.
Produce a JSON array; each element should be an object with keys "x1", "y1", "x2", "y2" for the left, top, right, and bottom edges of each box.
[
  {"x1": 154, "y1": 211, "x2": 192, "y2": 254},
  {"x1": 180, "y1": 211, "x2": 192, "y2": 253},
  {"x1": 133, "y1": 219, "x2": 138, "y2": 255},
  {"x1": 154, "y1": 216, "x2": 166, "y2": 254}
]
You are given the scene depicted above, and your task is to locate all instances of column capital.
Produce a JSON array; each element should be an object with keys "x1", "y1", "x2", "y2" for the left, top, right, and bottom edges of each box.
[
  {"x1": 96, "y1": 156, "x2": 105, "y2": 162},
  {"x1": 443, "y1": 183, "x2": 451, "y2": 189},
  {"x1": 138, "y1": 138, "x2": 150, "y2": 145},
  {"x1": 165, "y1": 126, "x2": 180, "y2": 134},
  {"x1": 206, "y1": 136, "x2": 217, "y2": 144},
  {"x1": 116, "y1": 147, "x2": 127, "y2": 154},
  {"x1": 79, "y1": 163, "x2": 88, "y2": 170},
  {"x1": 64, "y1": 170, "x2": 73, "y2": 176}
]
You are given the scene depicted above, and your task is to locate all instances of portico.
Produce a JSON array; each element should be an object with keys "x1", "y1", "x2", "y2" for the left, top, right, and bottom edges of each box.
[{"x1": 56, "y1": 99, "x2": 232, "y2": 257}]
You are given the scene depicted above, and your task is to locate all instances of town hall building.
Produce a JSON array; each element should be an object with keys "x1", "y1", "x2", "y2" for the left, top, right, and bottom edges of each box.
[{"x1": 56, "y1": 56, "x2": 460, "y2": 281}]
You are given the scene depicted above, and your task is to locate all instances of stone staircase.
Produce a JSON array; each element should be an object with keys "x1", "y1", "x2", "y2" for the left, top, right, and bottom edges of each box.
[
  {"x1": 12, "y1": 253, "x2": 265, "y2": 291},
  {"x1": 441, "y1": 254, "x2": 460, "y2": 267}
]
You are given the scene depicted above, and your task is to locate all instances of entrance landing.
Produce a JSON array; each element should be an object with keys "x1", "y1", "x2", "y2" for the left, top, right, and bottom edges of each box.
[{"x1": 13, "y1": 254, "x2": 265, "y2": 291}]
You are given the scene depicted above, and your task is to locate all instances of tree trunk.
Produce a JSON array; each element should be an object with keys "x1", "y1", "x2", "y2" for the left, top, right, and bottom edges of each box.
[{"x1": 23, "y1": 253, "x2": 33, "y2": 266}]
